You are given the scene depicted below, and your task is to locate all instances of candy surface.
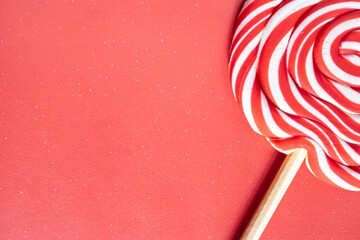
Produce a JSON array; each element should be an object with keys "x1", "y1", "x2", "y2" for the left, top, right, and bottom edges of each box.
[{"x1": 229, "y1": 0, "x2": 360, "y2": 190}]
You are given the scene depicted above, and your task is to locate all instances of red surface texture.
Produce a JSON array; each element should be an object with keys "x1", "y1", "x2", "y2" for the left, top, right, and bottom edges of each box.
[{"x1": 1, "y1": 1, "x2": 360, "y2": 239}]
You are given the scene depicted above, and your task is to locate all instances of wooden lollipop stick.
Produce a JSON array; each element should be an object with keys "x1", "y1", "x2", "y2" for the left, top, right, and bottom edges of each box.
[{"x1": 240, "y1": 148, "x2": 307, "y2": 240}]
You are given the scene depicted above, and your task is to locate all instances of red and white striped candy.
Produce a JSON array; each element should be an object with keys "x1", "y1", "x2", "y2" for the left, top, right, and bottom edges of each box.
[{"x1": 229, "y1": 0, "x2": 360, "y2": 190}]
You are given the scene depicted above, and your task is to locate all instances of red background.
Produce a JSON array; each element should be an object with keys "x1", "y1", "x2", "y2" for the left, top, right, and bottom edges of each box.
[{"x1": 1, "y1": 0, "x2": 360, "y2": 239}]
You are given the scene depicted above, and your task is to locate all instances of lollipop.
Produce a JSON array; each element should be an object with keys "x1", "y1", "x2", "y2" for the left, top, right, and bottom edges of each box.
[{"x1": 229, "y1": 0, "x2": 360, "y2": 239}]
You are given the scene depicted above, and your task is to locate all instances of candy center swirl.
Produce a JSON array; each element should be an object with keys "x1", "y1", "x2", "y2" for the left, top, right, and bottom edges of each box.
[{"x1": 229, "y1": 0, "x2": 360, "y2": 190}]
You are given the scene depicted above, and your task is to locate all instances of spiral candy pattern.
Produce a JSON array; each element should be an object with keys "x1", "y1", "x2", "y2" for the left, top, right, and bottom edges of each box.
[{"x1": 229, "y1": 0, "x2": 360, "y2": 190}]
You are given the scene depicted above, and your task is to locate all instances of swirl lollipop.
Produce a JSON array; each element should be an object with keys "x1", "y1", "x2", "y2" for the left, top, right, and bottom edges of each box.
[{"x1": 229, "y1": 0, "x2": 360, "y2": 239}]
